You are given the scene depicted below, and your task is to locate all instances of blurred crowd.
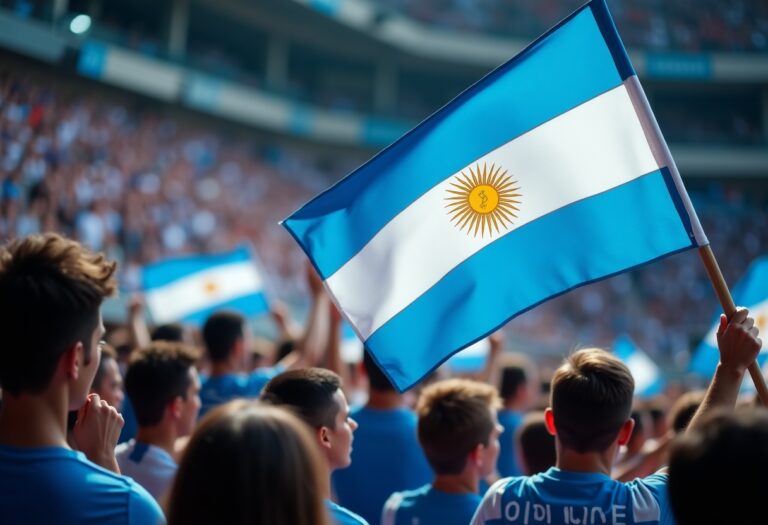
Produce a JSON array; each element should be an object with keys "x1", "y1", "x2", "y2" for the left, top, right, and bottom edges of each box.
[
  {"x1": 1, "y1": 67, "x2": 767, "y2": 367},
  {"x1": 381, "y1": 0, "x2": 768, "y2": 53},
  {"x1": 0, "y1": 69, "x2": 369, "y2": 304}
]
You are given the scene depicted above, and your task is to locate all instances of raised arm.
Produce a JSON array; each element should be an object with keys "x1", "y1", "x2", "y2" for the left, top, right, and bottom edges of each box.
[{"x1": 687, "y1": 307, "x2": 762, "y2": 432}]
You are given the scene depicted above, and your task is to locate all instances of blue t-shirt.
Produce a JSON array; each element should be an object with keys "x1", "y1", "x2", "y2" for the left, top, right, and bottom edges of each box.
[
  {"x1": 497, "y1": 410, "x2": 525, "y2": 477},
  {"x1": 333, "y1": 407, "x2": 433, "y2": 525},
  {"x1": 199, "y1": 366, "x2": 282, "y2": 417},
  {"x1": 326, "y1": 499, "x2": 369, "y2": 525},
  {"x1": 471, "y1": 468, "x2": 675, "y2": 525},
  {"x1": 117, "y1": 396, "x2": 138, "y2": 444},
  {"x1": 0, "y1": 444, "x2": 165, "y2": 525},
  {"x1": 382, "y1": 484, "x2": 482, "y2": 525}
]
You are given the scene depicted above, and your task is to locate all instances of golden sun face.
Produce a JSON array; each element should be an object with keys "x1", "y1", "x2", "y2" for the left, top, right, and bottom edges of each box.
[{"x1": 445, "y1": 163, "x2": 521, "y2": 237}]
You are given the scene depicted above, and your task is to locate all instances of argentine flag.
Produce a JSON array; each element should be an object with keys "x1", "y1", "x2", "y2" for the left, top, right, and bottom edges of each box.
[
  {"x1": 142, "y1": 246, "x2": 269, "y2": 325},
  {"x1": 690, "y1": 256, "x2": 768, "y2": 379},
  {"x1": 283, "y1": 0, "x2": 707, "y2": 390}
]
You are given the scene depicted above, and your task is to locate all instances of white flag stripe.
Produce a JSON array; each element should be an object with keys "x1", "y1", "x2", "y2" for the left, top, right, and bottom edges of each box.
[
  {"x1": 625, "y1": 350, "x2": 660, "y2": 394},
  {"x1": 145, "y1": 261, "x2": 263, "y2": 324},
  {"x1": 327, "y1": 82, "x2": 660, "y2": 340}
]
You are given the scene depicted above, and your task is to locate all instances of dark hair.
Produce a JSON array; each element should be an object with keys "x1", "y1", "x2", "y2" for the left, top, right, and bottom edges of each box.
[
  {"x1": 92, "y1": 344, "x2": 118, "y2": 392},
  {"x1": 500, "y1": 366, "x2": 527, "y2": 399},
  {"x1": 167, "y1": 401, "x2": 331, "y2": 525},
  {"x1": 124, "y1": 342, "x2": 200, "y2": 426},
  {"x1": 416, "y1": 379, "x2": 499, "y2": 474},
  {"x1": 668, "y1": 407, "x2": 768, "y2": 525},
  {"x1": 363, "y1": 351, "x2": 396, "y2": 392},
  {"x1": 0, "y1": 234, "x2": 117, "y2": 395},
  {"x1": 151, "y1": 323, "x2": 185, "y2": 342},
  {"x1": 550, "y1": 348, "x2": 634, "y2": 453},
  {"x1": 276, "y1": 339, "x2": 295, "y2": 362},
  {"x1": 668, "y1": 390, "x2": 705, "y2": 434},
  {"x1": 202, "y1": 311, "x2": 245, "y2": 363},
  {"x1": 261, "y1": 368, "x2": 341, "y2": 429},
  {"x1": 516, "y1": 411, "x2": 556, "y2": 475}
]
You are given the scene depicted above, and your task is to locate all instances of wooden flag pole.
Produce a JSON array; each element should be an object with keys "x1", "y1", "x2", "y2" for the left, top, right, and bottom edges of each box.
[{"x1": 699, "y1": 245, "x2": 768, "y2": 405}]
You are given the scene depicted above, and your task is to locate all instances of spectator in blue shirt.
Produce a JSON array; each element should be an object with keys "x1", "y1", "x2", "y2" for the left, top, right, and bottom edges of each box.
[
  {"x1": 382, "y1": 378, "x2": 503, "y2": 525},
  {"x1": 471, "y1": 308, "x2": 761, "y2": 525},
  {"x1": 496, "y1": 354, "x2": 537, "y2": 478},
  {"x1": 116, "y1": 342, "x2": 202, "y2": 502},
  {"x1": 0, "y1": 233, "x2": 164, "y2": 525},
  {"x1": 333, "y1": 352, "x2": 433, "y2": 524},
  {"x1": 262, "y1": 367, "x2": 368, "y2": 525},
  {"x1": 199, "y1": 311, "x2": 285, "y2": 416}
]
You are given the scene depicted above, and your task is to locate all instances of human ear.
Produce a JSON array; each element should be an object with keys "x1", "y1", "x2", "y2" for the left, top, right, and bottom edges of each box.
[
  {"x1": 63, "y1": 342, "x2": 83, "y2": 380},
  {"x1": 616, "y1": 418, "x2": 635, "y2": 446},
  {"x1": 544, "y1": 408, "x2": 557, "y2": 436},
  {"x1": 317, "y1": 426, "x2": 332, "y2": 450}
]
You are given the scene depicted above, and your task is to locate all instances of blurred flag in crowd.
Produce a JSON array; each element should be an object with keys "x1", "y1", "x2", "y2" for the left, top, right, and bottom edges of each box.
[
  {"x1": 613, "y1": 335, "x2": 664, "y2": 398},
  {"x1": 690, "y1": 256, "x2": 768, "y2": 378},
  {"x1": 341, "y1": 321, "x2": 365, "y2": 363},
  {"x1": 446, "y1": 339, "x2": 490, "y2": 374},
  {"x1": 283, "y1": 0, "x2": 706, "y2": 390},
  {"x1": 142, "y1": 246, "x2": 269, "y2": 325}
]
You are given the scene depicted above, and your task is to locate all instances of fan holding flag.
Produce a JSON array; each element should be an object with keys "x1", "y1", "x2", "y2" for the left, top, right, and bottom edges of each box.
[{"x1": 282, "y1": 1, "x2": 764, "y2": 523}]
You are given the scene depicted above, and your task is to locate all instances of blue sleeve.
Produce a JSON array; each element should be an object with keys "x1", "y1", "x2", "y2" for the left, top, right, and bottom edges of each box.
[
  {"x1": 247, "y1": 366, "x2": 284, "y2": 395},
  {"x1": 633, "y1": 472, "x2": 676, "y2": 525},
  {"x1": 128, "y1": 482, "x2": 166, "y2": 525}
]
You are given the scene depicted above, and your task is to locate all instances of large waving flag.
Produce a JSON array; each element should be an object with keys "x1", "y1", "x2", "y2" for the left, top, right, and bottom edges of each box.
[
  {"x1": 283, "y1": 0, "x2": 706, "y2": 390},
  {"x1": 142, "y1": 246, "x2": 269, "y2": 325},
  {"x1": 690, "y1": 256, "x2": 768, "y2": 378}
]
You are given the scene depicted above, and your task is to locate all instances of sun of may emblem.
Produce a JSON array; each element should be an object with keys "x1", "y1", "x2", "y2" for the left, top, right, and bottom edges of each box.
[{"x1": 445, "y1": 163, "x2": 522, "y2": 237}]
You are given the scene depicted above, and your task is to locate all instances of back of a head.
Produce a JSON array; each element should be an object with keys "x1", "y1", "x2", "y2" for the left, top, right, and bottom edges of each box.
[
  {"x1": 499, "y1": 353, "x2": 532, "y2": 401},
  {"x1": 151, "y1": 323, "x2": 185, "y2": 343},
  {"x1": 550, "y1": 348, "x2": 634, "y2": 453},
  {"x1": 416, "y1": 378, "x2": 499, "y2": 475},
  {"x1": 124, "y1": 342, "x2": 200, "y2": 427},
  {"x1": 668, "y1": 390, "x2": 706, "y2": 434},
  {"x1": 0, "y1": 234, "x2": 117, "y2": 395},
  {"x1": 202, "y1": 311, "x2": 245, "y2": 363},
  {"x1": 261, "y1": 368, "x2": 341, "y2": 429},
  {"x1": 167, "y1": 400, "x2": 331, "y2": 525},
  {"x1": 363, "y1": 351, "x2": 396, "y2": 392},
  {"x1": 516, "y1": 411, "x2": 556, "y2": 475},
  {"x1": 668, "y1": 407, "x2": 768, "y2": 525}
]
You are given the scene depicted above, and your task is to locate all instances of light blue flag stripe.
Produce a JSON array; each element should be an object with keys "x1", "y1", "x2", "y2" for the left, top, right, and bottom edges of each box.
[
  {"x1": 366, "y1": 170, "x2": 695, "y2": 389},
  {"x1": 283, "y1": 0, "x2": 634, "y2": 280},
  {"x1": 143, "y1": 247, "x2": 252, "y2": 289},
  {"x1": 177, "y1": 292, "x2": 269, "y2": 326}
]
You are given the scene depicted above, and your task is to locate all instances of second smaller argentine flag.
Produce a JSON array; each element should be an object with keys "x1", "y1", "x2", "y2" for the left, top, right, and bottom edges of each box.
[
  {"x1": 283, "y1": 0, "x2": 707, "y2": 391},
  {"x1": 142, "y1": 246, "x2": 269, "y2": 325}
]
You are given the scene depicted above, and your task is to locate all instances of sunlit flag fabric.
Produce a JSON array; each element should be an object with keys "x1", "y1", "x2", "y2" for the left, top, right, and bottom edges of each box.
[
  {"x1": 613, "y1": 335, "x2": 664, "y2": 398},
  {"x1": 142, "y1": 246, "x2": 269, "y2": 325},
  {"x1": 283, "y1": 0, "x2": 707, "y2": 391},
  {"x1": 690, "y1": 256, "x2": 768, "y2": 379}
]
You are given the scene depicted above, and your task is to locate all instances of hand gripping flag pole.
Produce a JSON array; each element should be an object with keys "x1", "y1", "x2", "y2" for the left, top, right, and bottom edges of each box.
[
  {"x1": 698, "y1": 246, "x2": 768, "y2": 405},
  {"x1": 625, "y1": 75, "x2": 768, "y2": 404}
]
